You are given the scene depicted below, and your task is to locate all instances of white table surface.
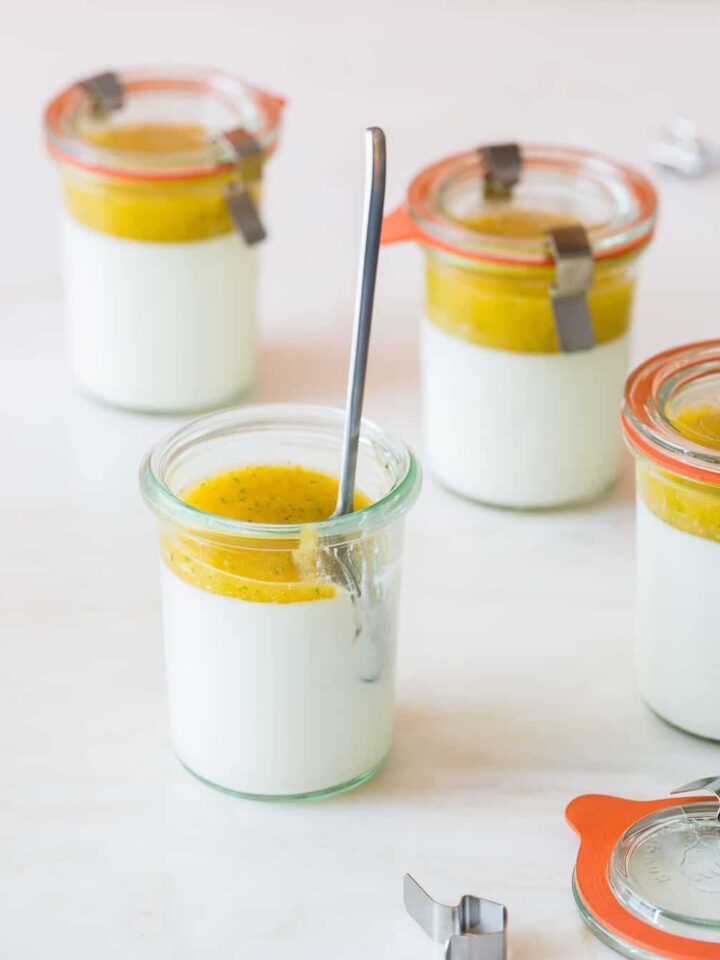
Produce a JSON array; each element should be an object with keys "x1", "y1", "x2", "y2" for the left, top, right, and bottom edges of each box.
[{"x1": 2, "y1": 1, "x2": 720, "y2": 956}]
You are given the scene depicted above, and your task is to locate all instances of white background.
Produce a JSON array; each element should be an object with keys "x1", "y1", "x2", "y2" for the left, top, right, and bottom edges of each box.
[{"x1": 2, "y1": 1, "x2": 720, "y2": 957}]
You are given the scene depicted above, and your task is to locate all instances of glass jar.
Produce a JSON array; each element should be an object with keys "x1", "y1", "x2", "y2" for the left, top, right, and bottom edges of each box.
[
  {"x1": 383, "y1": 144, "x2": 657, "y2": 509},
  {"x1": 44, "y1": 68, "x2": 284, "y2": 413},
  {"x1": 622, "y1": 342, "x2": 720, "y2": 739},
  {"x1": 140, "y1": 404, "x2": 421, "y2": 799}
]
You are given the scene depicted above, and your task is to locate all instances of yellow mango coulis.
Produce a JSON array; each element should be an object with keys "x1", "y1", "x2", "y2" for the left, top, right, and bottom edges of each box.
[
  {"x1": 669, "y1": 404, "x2": 720, "y2": 451},
  {"x1": 161, "y1": 464, "x2": 371, "y2": 603},
  {"x1": 638, "y1": 404, "x2": 720, "y2": 542},
  {"x1": 87, "y1": 123, "x2": 210, "y2": 154},
  {"x1": 456, "y1": 209, "x2": 576, "y2": 238},
  {"x1": 60, "y1": 122, "x2": 262, "y2": 243},
  {"x1": 425, "y1": 208, "x2": 636, "y2": 354}
]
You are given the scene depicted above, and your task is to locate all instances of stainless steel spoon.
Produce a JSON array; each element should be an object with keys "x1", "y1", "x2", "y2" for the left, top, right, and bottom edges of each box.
[{"x1": 332, "y1": 126, "x2": 387, "y2": 517}]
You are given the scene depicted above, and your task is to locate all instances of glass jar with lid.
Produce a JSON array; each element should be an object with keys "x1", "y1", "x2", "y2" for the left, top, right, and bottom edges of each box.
[
  {"x1": 140, "y1": 403, "x2": 421, "y2": 799},
  {"x1": 44, "y1": 68, "x2": 284, "y2": 413},
  {"x1": 622, "y1": 341, "x2": 720, "y2": 740},
  {"x1": 382, "y1": 143, "x2": 657, "y2": 509}
]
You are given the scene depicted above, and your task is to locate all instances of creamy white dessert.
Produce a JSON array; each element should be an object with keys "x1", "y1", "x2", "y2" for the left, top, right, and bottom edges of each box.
[
  {"x1": 63, "y1": 216, "x2": 257, "y2": 412},
  {"x1": 636, "y1": 499, "x2": 720, "y2": 739},
  {"x1": 419, "y1": 209, "x2": 638, "y2": 509},
  {"x1": 162, "y1": 569, "x2": 396, "y2": 796},
  {"x1": 630, "y1": 398, "x2": 720, "y2": 740},
  {"x1": 159, "y1": 463, "x2": 398, "y2": 797},
  {"x1": 422, "y1": 320, "x2": 629, "y2": 508},
  {"x1": 46, "y1": 102, "x2": 278, "y2": 412}
]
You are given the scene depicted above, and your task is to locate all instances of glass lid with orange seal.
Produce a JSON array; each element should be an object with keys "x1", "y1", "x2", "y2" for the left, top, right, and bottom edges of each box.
[
  {"x1": 567, "y1": 778, "x2": 720, "y2": 959},
  {"x1": 381, "y1": 142, "x2": 657, "y2": 266},
  {"x1": 44, "y1": 66, "x2": 285, "y2": 181},
  {"x1": 622, "y1": 340, "x2": 720, "y2": 487}
]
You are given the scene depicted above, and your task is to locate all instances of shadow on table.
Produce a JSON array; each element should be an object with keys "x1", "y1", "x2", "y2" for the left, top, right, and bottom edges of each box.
[
  {"x1": 509, "y1": 922, "x2": 600, "y2": 958},
  {"x1": 331, "y1": 687, "x2": 706, "y2": 806},
  {"x1": 328, "y1": 703, "x2": 507, "y2": 805},
  {"x1": 380, "y1": 704, "x2": 498, "y2": 797}
]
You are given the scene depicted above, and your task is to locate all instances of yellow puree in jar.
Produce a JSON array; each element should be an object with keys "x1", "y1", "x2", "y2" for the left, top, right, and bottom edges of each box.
[
  {"x1": 638, "y1": 404, "x2": 720, "y2": 542},
  {"x1": 425, "y1": 208, "x2": 635, "y2": 353},
  {"x1": 60, "y1": 123, "x2": 261, "y2": 243},
  {"x1": 161, "y1": 464, "x2": 370, "y2": 603}
]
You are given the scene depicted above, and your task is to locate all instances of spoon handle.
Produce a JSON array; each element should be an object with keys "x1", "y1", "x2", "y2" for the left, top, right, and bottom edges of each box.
[{"x1": 334, "y1": 127, "x2": 387, "y2": 517}]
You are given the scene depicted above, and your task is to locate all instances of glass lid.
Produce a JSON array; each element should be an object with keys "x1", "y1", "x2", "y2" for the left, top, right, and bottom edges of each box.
[
  {"x1": 609, "y1": 802, "x2": 720, "y2": 943},
  {"x1": 567, "y1": 780, "x2": 720, "y2": 960},
  {"x1": 403, "y1": 143, "x2": 657, "y2": 266},
  {"x1": 44, "y1": 67, "x2": 285, "y2": 180},
  {"x1": 622, "y1": 340, "x2": 720, "y2": 486}
]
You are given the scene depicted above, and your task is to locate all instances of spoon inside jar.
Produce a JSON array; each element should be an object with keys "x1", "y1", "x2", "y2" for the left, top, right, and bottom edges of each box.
[
  {"x1": 332, "y1": 126, "x2": 387, "y2": 518},
  {"x1": 316, "y1": 127, "x2": 388, "y2": 682},
  {"x1": 293, "y1": 127, "x2": 386, "y2": 627}
]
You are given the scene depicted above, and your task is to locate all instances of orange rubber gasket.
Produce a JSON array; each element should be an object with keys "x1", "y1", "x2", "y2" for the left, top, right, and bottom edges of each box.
[
  {"x1": 44, "y1": 72, "x2": 286, "y2": 182},
  {"x1": 566, "y1": 793, "x2": 715, "y2": 960},
  {"x1": 381, "y1": 203, "x2": 654, "y2": 268}
]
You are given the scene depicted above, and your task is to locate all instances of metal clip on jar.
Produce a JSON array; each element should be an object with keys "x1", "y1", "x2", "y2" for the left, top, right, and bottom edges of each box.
[
  {"x1": 622, "y1": 341, "x2": 720, "y2": 740},
  {"x1": 382, "y1": 143, "x2": 657, "y2": 509},
  {"x1": 44, "y1": 68, "x2": 285, "y2": 413}
]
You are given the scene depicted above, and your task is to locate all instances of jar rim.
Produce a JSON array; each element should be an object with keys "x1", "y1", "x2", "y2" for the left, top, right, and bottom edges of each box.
[
  {"x1": 622, "y1": 339, "x2": 720, "y2": 486},
  {"x1": 139, "y1": 403, "x2": 421, "y2": 539},
  {"x1": 44, "y1": 66, "x2": 285, "y2": 182},
  {"x1": 401, "y1": 143, "x2": 657, "y2": 267},
  {"x1": 608, "y1": 802, "x2": 720, "y2": 937}
]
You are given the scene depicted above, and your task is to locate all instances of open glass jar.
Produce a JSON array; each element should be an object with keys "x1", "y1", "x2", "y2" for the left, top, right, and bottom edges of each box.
[
  {"x1": 140, "y1": 404, "x2": 421, "y2": 799},
  {"x1": 44, "y1": 68, "x2": 284, "y2": 413},
  {"x1": 622, "y1": 342, "x2": 720, "y2": 740},
  {"x1": 382, "y1": 144, "x2": 657, "y2": 509}
]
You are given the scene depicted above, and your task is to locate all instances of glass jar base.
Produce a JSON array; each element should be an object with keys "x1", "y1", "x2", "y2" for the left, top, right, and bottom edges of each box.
[
  {"x1": 176, "y1": 753, "x2": 389, "y2": 802},
  {"x1": 572, "y1": 873, "x2": 662, "y2": 960},
  {"x1": 76, "y1": 379, "x2": 255, "y2": 417},
  {"x1": 432, "y1": 469, "x2": 618, "y2": 512},
  {"x1": 642, "y1": 698, "x2": 720, "y2": 743}
]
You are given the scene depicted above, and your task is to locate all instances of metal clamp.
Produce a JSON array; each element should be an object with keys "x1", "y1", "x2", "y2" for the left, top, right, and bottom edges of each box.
[
  {"x1": 480, "y1": 143, "x2": 521, "y2": 199},
  {"x1": 221, "y1": 127, "x2": 266, "y2": 245},
  {"x1": 225, "y1": 183, "x2": 266, "y2": 245},
  {"x1": 222, "y1": 127, "x2": 265, "y2": 181},
  {"x1": 651, "y1": 118, "x2": 716, "y2": 179},
  {"x1": 80, "y1": 71, "x2": 124, "y2": 114},
  {"x1": 404, "y1": 874, "x2": 507, "y2": 960},
  {"x1": 672, "y1": 776, "x2": 720, "y2": 823},
  {"x1": 546, "y1": 224, "x2": 595, "y2": 352}
]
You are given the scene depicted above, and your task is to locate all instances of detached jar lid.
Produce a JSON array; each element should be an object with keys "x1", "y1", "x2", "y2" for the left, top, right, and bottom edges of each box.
[
  {"x1": 622, "y1": 340, "x2": 720, "y2": 487},
  {"x1": 44, "y1": 67, "x2": 285, "y2": 181},
  {"x1": 567, "y1": 779, "x2": 720, "y2": 959},
  {"x1": 382, "y1": 143, "x2": 657, "y2": 267}
]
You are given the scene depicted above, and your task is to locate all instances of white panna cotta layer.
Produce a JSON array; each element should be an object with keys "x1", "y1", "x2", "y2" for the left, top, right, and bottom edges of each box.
[
  {"x1": 161, "y1": 568, "x2": 396, "y2": 797},
  {"x1": 421, "y1": 320, "x2": 630, "y2": 508},
  {"x1": 62, "y1": 217, "x2": 258, "y2": 413},
  {"x1": 636, "y1": 499, "x2": 720, "y2": 740}
]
